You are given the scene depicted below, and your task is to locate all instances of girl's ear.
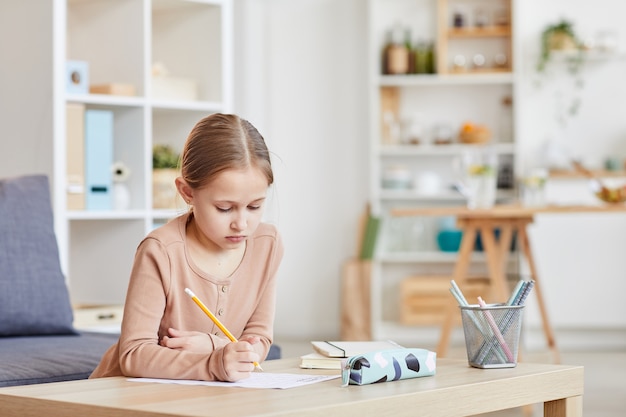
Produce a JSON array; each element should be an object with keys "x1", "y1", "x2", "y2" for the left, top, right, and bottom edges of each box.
[{"x1": 175, "y1": 177, "x2": 193, "y2": 205}]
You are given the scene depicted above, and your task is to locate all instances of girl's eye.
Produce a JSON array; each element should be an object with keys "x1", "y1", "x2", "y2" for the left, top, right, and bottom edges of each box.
[
  {"x1": 248, "y1": 205, "x2": 261, "y2": 210},
  {"x1": 216, "y1": 207, "x2": 232, "y2": 213}
]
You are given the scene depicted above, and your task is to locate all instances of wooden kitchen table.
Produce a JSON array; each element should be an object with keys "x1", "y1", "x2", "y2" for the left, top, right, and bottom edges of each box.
[
  {"x1": 0, "y1": 358, "x2": 583, "y2": 417},
  {"x1": 392, "y1": 203, "x2": 626, "y2": 362}
]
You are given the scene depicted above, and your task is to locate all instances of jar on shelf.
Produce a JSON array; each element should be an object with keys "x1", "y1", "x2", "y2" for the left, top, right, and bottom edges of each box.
[
  {"x1": 433, "y1": 124, "x2": 453, "y2": 145},
  {"x1": 474, "y1": 8, "x2": 489, "y2": 28},
  {"x1": 415, "y1": 41, "x2": 435, "y2": 74},
  {"x1": 472, "y1": 53, "x2": 486, "y2": 70},
  {"x1": 404, "y1": 29, "x2": 415, "y2": 74},
  {"x1": 382, "y1": 165, "x2": 412, "y2": 190},
  {"x1": 494, "y1": 53, "x2": 508, "y2": 69},
  {"x1": 498, "y1": 96, "x2": 513, "y2": 143},
  {"x1": 452, "y1": 54, "x2": 467, "y2": 72},
  {"x1": 383, "y1": 25, "x2": 409, "y2": 75},
  {"x1": 494, "y1": 8, "x2": 510, "y2": 27},
  {"x1": 460, "y1": 147, "x2": 498, "y2": 209},
  {"x1": 453, "y1": 8, "x2": 466, "y2": 28}
]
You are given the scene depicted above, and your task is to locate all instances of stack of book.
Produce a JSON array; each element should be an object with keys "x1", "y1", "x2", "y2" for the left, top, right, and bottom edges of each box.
[{"x1": 299, "y1": 340, "x2": 402, "y2": 370}]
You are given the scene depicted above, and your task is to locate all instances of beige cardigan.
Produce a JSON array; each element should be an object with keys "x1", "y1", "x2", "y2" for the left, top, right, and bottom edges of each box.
[{"x1": 90, "y1": 213, "x2": 283, "y2": 381}]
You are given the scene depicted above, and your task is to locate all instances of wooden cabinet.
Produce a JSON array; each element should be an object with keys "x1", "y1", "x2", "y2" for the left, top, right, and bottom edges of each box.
[
  {"x1": 436, "y1": 0, "x2": 513, "y2": 74},
  {"x1": 366, "y1": 0, "x2": 519, "y2": 344},
  {"x1": 47, "y1": 0, "x2": 233, "y2": 306}
]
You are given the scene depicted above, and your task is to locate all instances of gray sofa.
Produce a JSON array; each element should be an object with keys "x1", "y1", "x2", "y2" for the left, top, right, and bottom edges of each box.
[
  {"x1": 0, "y1": 175, "x2": 278, "y2": 388},
  {"x1": 0, "y1": 175, "x2": 120, "y2": 387}
]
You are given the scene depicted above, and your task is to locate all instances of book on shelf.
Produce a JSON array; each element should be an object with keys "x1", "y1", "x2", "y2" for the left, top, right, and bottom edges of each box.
[
  {"x1": 84, "y1": 109, "x2": 113, "y2": 210},
  {"x1": 359, "y1": 214, "x2": 380, "y2": 260},
  {"x1": 66, "y1": 103, "x2": 85, "y2": 210},
  {"x1": 299, "y1": 352, "x2": 344, "y2": 370},
  {"x1": 311, "y1": 340, "x2": 403, "y2": 358}
]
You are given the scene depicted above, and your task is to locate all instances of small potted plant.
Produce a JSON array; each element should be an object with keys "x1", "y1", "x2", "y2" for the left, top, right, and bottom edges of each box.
[
  {"x1": 152, "y1": 144, "x2": 183, "y2": 209},
  {"x1": 537, "y1": 19, "x2": 584, "y2": 73}
]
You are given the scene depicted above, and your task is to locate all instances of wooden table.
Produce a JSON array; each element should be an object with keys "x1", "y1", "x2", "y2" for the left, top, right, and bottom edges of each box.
[
  {"x1": 392, "y1": 203, "x2": 626, "y2": 362},
  {"x1": 0, "y1": 358, "x2": 583, "y2": 417}
]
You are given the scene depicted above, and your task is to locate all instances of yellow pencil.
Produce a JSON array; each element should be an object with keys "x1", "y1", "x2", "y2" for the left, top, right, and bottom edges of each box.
[{"x1": 184, "y1": 287, "x2": 263, "y2": 371}]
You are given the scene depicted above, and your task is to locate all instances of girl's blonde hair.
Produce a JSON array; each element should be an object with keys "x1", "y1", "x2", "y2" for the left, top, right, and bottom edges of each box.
[{"x1": 180, "y1": 113, "x2": 273, "y2": 190}]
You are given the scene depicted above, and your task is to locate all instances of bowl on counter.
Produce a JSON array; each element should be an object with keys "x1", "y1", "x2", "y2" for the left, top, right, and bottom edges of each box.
[
  {"x1": 436, "y1": 229, "x2": 462, "y2": 252},
  {"x1": 591, "y1": 180, "x2": 626, "y2": 204},
  {"x1": 595, "y1": 187, "x2": 626, "y2": 203}
]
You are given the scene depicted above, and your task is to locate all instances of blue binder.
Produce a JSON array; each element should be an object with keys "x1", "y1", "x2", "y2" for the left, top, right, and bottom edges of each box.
[{"x1": 84, "y1": 109, "x2": 113, "y2": 210}]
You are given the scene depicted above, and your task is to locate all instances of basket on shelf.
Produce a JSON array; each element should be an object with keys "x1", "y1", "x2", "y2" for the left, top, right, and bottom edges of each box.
[{"x1": 459, "y1": 123, "x2": 491, "y2": 144}]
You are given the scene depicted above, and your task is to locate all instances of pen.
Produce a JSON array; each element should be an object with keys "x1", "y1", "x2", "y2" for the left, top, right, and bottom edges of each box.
[
  {"x1": 450, "y1": 283, "x2": 507, "y2": 363},
  {"x1": 184, "y1": 287, "x2": 263, "y2": 371},
  {"x1": 472, "y1": 280, "x2": 533, "y2": 364},
  {"x1": 477, "y1": 296, "x2": 514, "y2": 363}
]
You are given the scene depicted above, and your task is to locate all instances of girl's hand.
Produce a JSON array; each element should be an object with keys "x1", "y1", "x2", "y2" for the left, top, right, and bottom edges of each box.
[
  {"x1": 222, "y1": 338, "x2": 261, "y2": 382},
  {"x1": 159, "y1": 327, "x2": 214, "y2": 353}
]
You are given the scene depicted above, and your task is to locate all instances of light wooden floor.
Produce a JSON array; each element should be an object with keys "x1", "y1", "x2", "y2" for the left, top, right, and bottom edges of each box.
[{"x1": 277, "y1": 340, "x2": 626, "y2": 417}]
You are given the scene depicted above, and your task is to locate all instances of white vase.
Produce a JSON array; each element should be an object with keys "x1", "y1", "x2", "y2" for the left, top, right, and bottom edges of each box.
[{"x1": 113, "y1": 183, "x2": 131, "y2": 210}]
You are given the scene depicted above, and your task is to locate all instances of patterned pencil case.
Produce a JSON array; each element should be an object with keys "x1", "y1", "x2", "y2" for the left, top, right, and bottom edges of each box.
[{"x1": 341, "y1": 348, "x2": 436, "y2": 386}]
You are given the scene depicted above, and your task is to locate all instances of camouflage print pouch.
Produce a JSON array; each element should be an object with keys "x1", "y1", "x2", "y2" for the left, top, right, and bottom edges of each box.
[{"x1": 341, "y1": 348, "x2": 436, "y2": 386}]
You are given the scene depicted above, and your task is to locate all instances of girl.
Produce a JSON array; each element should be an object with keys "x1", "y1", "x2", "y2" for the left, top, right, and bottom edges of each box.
[{"x1": 90, "y1": 113, "x2": 283, "y2": 382}]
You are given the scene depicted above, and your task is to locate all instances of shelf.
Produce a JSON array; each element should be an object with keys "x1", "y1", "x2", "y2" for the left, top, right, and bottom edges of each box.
[
  {"x1": 379, "y1": 189, "x2": 516, "y2": 202},
  {"x1": 549, "y1": 169, "x2": 626, "y2": 179},
  {"x1": 67, "y1": 94, "x2": 145, "y2": 107},
  {"x1": 380, "y1": 190, "x2": 463, "y2": 201},
  {"x1": 378, "y1": 251, "x2": 487, "y2": 263},
  {"x1": 380, "y1": 143, "x2": 515, "y2": 156},
  {"x1": 378, "y1": 72, "x2": 514, "y2": 86},
  {"x1": 67, "y1": 210, "x2": 148, "y2": 220},
  {"x1": 447, "y1": 26, "x2": 511, "y2": 39},
  {"x1": 366, "y1": 0, "x2": 518, "y2": 344},
  {"x1": 150, "y1": 99, "x2": 226, "y2": 112},
  {"x1": 547, "y1": 49, "x2": 626, "y2": 62},
  {"x1": 52, "y1": 0, "x2": 234, "y2": 305}
]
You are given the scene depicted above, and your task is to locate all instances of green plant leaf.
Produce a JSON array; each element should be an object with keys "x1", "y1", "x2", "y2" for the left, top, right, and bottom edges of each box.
[{"x1": 153, "y1": 145, "x2": 180, "y2": 169}]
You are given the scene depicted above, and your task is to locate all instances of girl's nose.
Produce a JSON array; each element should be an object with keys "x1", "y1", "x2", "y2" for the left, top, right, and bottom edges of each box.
[{"x1": 231, "y1": 213, "x2": 247, "y2": 231}]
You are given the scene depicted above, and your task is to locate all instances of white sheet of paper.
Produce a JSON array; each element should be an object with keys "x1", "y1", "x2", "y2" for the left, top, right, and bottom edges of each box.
[{"x1": 128, "y1": 372, "x2": 340, "y2": 389}]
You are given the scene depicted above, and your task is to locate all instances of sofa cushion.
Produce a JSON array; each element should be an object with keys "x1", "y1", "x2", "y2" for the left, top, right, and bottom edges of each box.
[
  {"x1": 0, "y1": 332, "x2": 118, "y2": 387},
  {"x1": 0, "y1": 175, "x2": 76, "y2": 336}
]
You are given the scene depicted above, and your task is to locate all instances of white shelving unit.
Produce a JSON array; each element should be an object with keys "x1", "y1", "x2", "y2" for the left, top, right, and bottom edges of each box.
[
  {"x1": 367, "y1": 0, "x2": 520, "y2": 344},
  {"x1": 49, "y1": 0, "x2": 233, "y2": 306}
]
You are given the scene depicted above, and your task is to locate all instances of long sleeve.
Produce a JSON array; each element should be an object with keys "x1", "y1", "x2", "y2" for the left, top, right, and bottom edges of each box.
[{"x1": 90, "y1": 214, "x2": 283, "y2": 381}]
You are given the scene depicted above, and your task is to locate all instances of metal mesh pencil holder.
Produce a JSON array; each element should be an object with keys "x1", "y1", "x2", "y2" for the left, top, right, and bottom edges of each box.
[{"x1": 460, "y1": 304, "x2": 524, "y2": 369}]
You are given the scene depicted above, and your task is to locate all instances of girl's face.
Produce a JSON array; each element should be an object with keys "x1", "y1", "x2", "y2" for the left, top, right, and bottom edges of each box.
[{"x1": 185, "y1": 166, "x2": 269, "y2": 252}]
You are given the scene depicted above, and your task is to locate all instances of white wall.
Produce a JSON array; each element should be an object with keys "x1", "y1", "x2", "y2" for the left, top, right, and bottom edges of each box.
[
  {"x1": 235, "y1": 0, "x2": 626, "y2": 347},
  {"x1": 3, "y1": 0, "x2": 624, "y2": 346},
  {"x1": 0, "y1": 3, "x2": 54, "y2": 177},
  {"x1": 234, "y1": 0, "x2": 369, "y2": 340},
  {"x1": 517, "y1": 0, "x2": 626, "y2": 169},
  {"x1": 516, "y1": 0, "x2": 626, "y2": 348}
]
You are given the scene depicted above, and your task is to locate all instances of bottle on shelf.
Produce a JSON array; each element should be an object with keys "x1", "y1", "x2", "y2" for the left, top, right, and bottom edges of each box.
[
  {"x1": 381, "y1": 30, "x2": 392, "y2": 75},
  {"x1": 414, "y1": 41, "x2": 436, "y2": 74},
  {"x1": 498, "y1": 96, "x2": 513, "y2": 143},
  {"x1": 404, "y1": 29, "x2": 416, "y2": 74},
  {"x1": 383, "y1": 24, "x2": 409, "y2": 75},
  {"x1": 453, "y1": 8, "x2": 466, "y2": 28},
  {"x1": 426, "y1": 41, "x2": 435, "y2": 74},
  {"x1": 474, "y1": 8, "x2": 489, "y2": 28}
]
